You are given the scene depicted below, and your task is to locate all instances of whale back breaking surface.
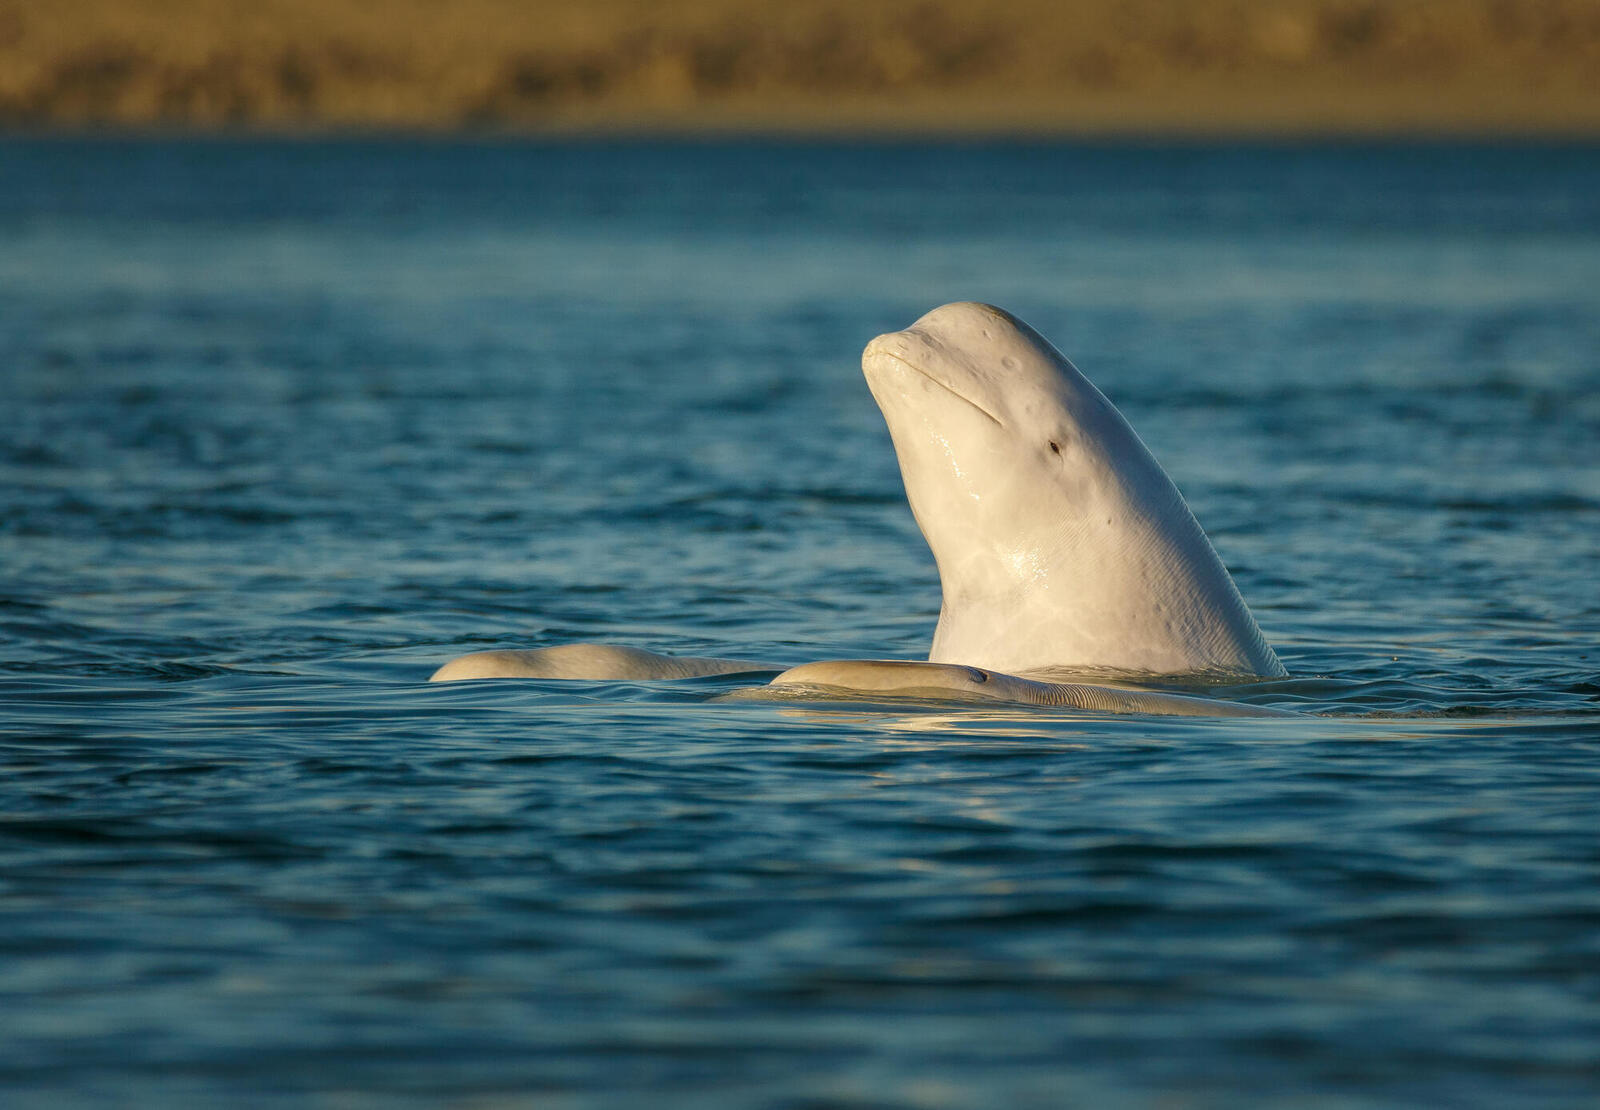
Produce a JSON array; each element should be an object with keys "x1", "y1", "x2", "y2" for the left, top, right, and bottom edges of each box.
[
  {"x1": 429, "y1": 645, "x2": 777, "y2": 682},
  {"x1": 862, "y1": 302, "x2": 1284, "y2": 678},
  {"x1": 759, "y1": 660, "x2": 1296, "y2": 718}
]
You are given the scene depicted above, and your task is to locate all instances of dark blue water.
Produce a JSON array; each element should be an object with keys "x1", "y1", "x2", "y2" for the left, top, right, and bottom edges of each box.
[{"x1": 2, "y1": 138, "x2": 1598, "y2": 1107}]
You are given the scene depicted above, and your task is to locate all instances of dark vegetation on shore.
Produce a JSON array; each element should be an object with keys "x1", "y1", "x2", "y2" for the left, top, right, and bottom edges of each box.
[{"x1": 2, "y1": 1, "x2": 1597, "y2": 134}]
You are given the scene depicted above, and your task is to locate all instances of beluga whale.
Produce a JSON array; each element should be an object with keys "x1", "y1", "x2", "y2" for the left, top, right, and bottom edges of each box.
[{"x1": 431, "y1": 303, "x2": 1290, "y2": 717}]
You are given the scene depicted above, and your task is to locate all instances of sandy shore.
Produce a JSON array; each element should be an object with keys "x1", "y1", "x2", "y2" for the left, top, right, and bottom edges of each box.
[{"x1": 2, "y1": 0, "x2": 1598, "y2": 135}]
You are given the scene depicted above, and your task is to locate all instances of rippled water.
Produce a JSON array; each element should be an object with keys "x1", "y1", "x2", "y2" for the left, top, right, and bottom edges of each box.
[{"x1": 3, "y1": 139, "x2": 1598, "y2": 1106}]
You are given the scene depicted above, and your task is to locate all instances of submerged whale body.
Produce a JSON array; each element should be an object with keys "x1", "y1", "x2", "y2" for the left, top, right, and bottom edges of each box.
[{"x1": 431, "y1": 303, "x2": 1288, "y2": 716}]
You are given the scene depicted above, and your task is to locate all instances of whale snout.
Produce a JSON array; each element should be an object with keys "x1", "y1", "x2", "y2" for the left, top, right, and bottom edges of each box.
[
  {"x1": 863, "y1": 326, "x2": 962, "y2": 385},
  {"x1": 861, "y1": 330, "x2": 930, "y2": 390},
  {"x1": 862, "y1": 331, "x2": 913, "y2": 369},
  {"x1": 864, "y1": 336, "x2": 1004, "y2": 429},
  {"x1": 864, "y1": 303, "x2": 1018, "y2": 386}
]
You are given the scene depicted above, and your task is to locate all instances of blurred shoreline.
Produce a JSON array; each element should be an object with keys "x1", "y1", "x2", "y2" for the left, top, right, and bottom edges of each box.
[{"x1": 3, "y1": 0, "x2": 1598, "y2": 136}]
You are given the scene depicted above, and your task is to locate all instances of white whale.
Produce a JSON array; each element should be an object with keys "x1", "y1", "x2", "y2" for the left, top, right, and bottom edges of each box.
[
  {"x1": 867, "y1": 301, "x2": 1283, "y2": 678},
  {"x1": 431, "y1": 303, "x2": 1288, "y2": 716}
]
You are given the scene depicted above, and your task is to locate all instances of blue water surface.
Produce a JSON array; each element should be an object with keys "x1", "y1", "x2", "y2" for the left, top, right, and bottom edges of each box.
[{"x1": 2, "y1": 138, "x2": 1599, "y2": 1107}]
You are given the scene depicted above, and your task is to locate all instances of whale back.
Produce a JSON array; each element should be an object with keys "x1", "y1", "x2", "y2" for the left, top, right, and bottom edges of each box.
[{"x1": 862, "y1": 302, "x2": 1284, "y2": 678}]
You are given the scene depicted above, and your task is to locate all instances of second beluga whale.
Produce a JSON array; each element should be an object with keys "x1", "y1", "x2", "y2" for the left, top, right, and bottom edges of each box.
[{"x1": 431, "y1": 303, "x2": 1289, "y2": 717}]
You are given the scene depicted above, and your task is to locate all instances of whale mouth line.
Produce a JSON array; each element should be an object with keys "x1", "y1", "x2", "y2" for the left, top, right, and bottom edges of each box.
[{"x1": 875, "y1": 349, "x2": 1003, "y2": 427}]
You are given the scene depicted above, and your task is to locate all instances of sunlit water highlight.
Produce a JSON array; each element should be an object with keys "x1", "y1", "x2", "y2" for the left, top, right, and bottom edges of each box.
[{"x1": 2, "y1": 139, "x2": 1598, "y2": 1107}]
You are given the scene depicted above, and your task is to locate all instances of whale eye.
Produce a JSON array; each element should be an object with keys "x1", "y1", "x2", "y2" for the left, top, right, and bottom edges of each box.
[{"x1": 1048, "y1": 440, "x2": 1061, "y2": 455}]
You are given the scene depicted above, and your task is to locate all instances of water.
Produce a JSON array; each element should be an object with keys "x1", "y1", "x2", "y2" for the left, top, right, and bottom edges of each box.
[{"x1": 2, "y1": 138, "x2": 1598, "y2": 1107}]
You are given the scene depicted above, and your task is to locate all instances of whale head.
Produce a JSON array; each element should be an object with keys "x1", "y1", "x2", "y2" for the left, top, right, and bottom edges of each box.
[{"x1": 862, "y1": 302, "x2": 1284, "y2": 678}]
